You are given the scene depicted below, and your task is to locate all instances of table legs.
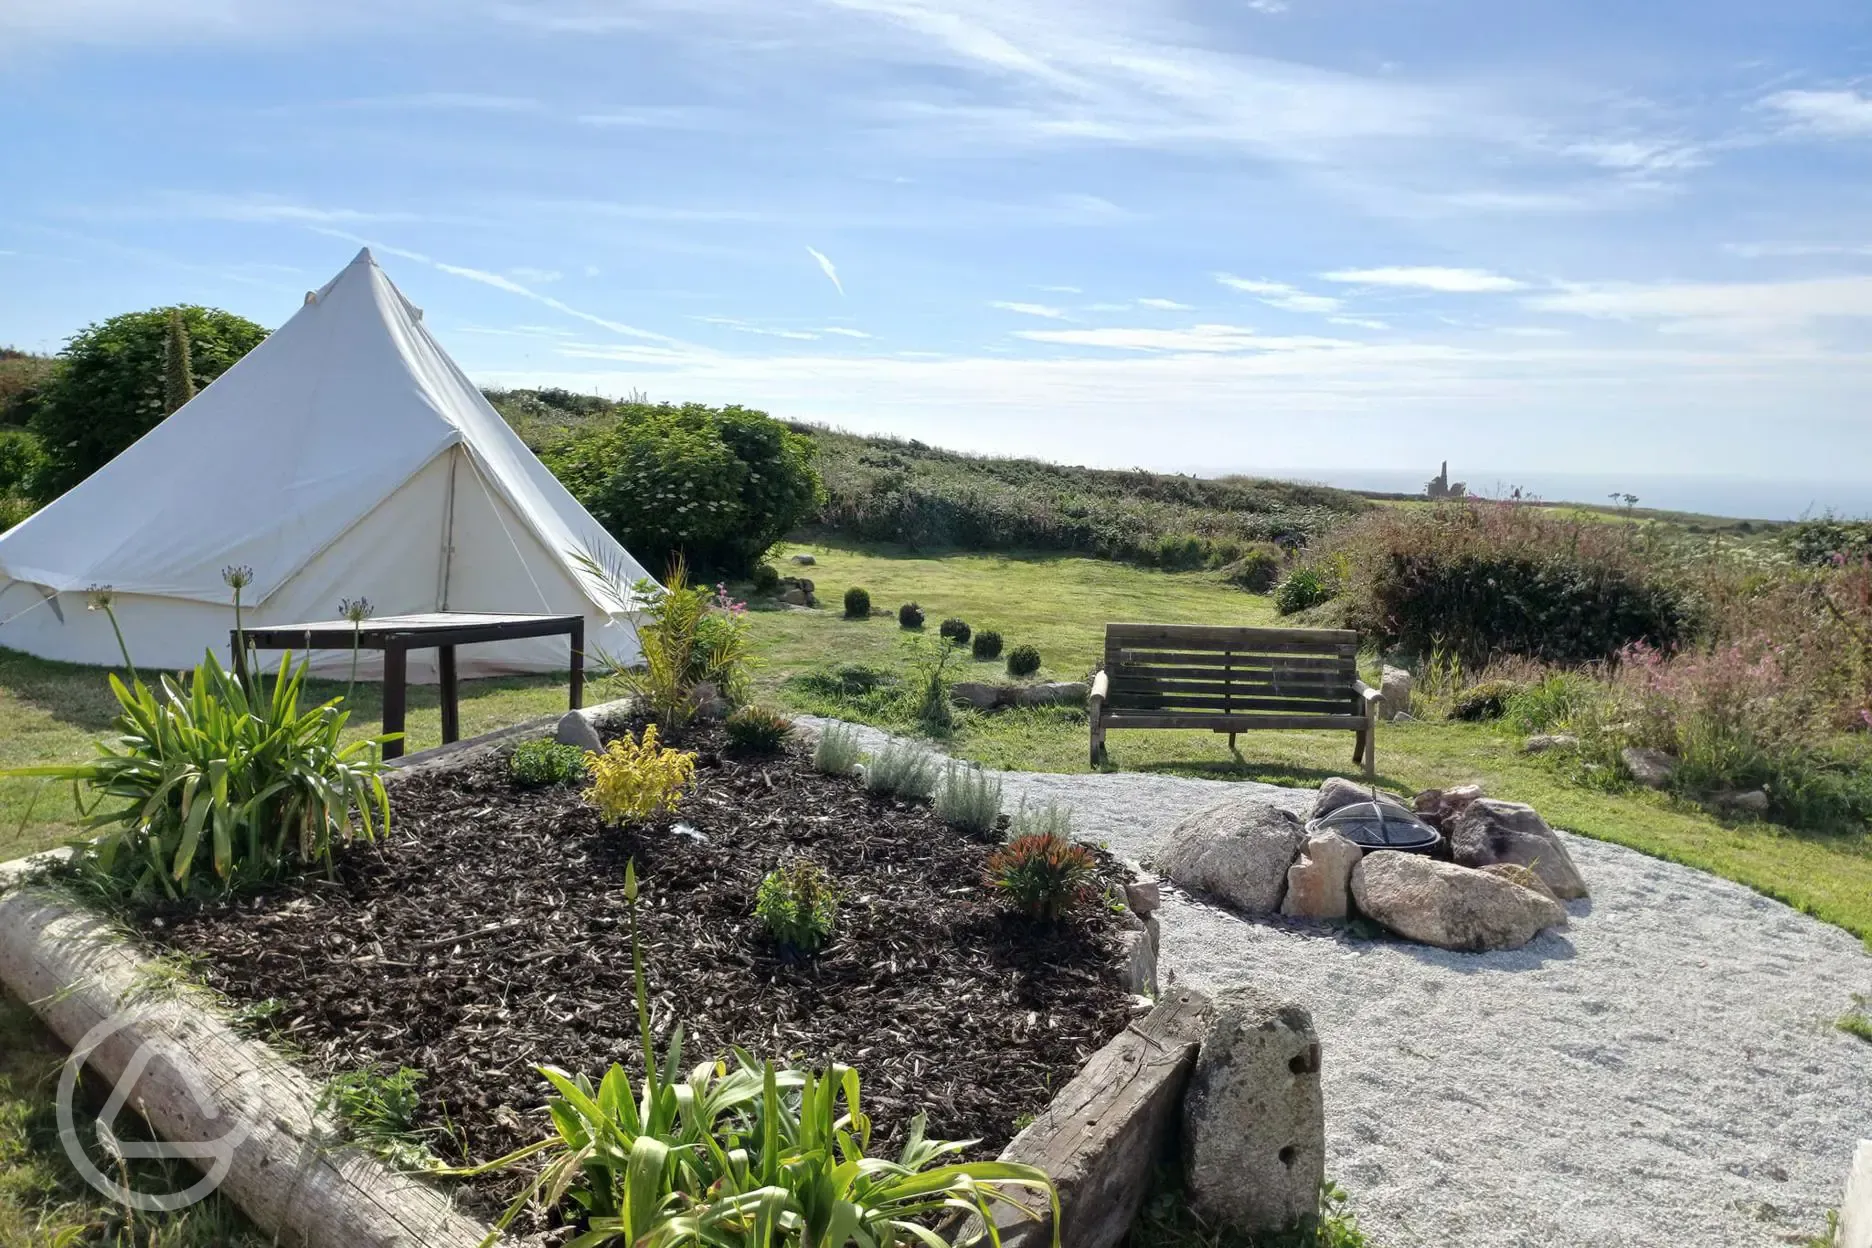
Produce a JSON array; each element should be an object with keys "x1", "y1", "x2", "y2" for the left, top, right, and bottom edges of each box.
[
  {"x1": 438, "y1": 644, "x2": 460, "y2": 744},
  {"x1": 569, "y1": 618, "x2": 585, "y2": 711},
  {"x1": 381, "y1": 645, "x2": 408, "y2": 760}
]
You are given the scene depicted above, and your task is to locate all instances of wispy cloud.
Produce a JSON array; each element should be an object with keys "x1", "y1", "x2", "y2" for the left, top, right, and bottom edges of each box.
[
  {"x1": 1724, "y1": 241, "x2": 1872, "y2": 259},
  {"x1": 1321, "y1": 266, "x2": 1526, "y2": 293},
  {"x1": 575, "y1": 105, "x2": 733, "y2": 130},
  {"x1": 820, "y1": 326, "x2": 873, "y2": 338},
  {"x1": 1038, "y1": 284, "x2": 1082, "y2": 294},
  {"x1": 1763, "y1": 89, "x2": 1872, "y2": 138},
  {"x1": 1136, "y1": 297, "x2": 1192, "y2": 310},
  {"x1": 509, "y1": 266, "x2": 563, "y2": 283},
  {"x1": 316, "y1": 229, "x2": 694, "y2": 347},
  {"x1": 990, "y1": 300, "x2": 1069, "y2": 319},
  {"x1": 806, "y1": 245, "x2": 844, "y2": 295},
  {"x1": 140, "y1": 191, "x2": 425, "y2": 226},
  {"x1": 1013, "y1": 324, "x2": 1351, "y2": 353},
  {"x1": 296, "y1": 92, "x2": 540, "y2": 113},
  {"x1": 1328, "y1": 316, "x2": 1389, "y2": 330},
  {"x1": 1525, "y1": 273, "x2": 1872, "y2": 335},
  {"x1": 1216, "y1": 275, "x2": 1342, "y2": 313},
  {"x1": 1563, "y1": 139, "x2": 1704, "y2": 173}
]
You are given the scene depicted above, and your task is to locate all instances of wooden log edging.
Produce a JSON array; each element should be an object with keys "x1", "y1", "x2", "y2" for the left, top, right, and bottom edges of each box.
[
  {"x1": 971, "y1": 988, "x2": 1212, "y2": 1248},
  {"x1": 0, "y1": 883, "x2": 494, "y2": 1248},
  {"x1": 387, "y1": 695, "x2": 636, "y2": 777}
]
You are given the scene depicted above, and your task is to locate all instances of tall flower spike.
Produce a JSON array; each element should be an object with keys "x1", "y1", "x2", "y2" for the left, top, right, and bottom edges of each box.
[
  {"x1": 339, "y1": 596, "x2": 375, "y2": 624},
  {"x1": 222, "y1": 565, "x2": 254, "y2": 591}
]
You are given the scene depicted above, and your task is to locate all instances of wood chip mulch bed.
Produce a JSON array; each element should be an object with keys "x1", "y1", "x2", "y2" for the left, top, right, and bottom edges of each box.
[{"x1": 139, "y1": 718, "x2": 1137, "y2": 1220}]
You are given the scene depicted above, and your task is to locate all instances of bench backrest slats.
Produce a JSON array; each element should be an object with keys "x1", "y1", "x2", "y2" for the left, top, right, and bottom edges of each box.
[{"x1": 1101, "y1": 622, "x2": 1360, "y2": 719}]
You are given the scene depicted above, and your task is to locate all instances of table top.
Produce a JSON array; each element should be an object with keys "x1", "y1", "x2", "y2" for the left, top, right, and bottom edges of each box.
[{"x1": 242, "y1": 612, "x2": 583, "y2": 648}]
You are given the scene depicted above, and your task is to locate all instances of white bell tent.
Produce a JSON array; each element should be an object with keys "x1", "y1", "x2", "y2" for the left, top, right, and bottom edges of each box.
[{"x1": 0, "y1": 248, "x2": 652, "y2": 678}]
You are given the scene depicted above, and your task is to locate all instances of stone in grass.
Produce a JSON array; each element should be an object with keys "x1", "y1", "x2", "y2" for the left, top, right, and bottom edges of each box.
[
  {"x1": 1310, "y1": 776, "x2": 1410, "y2": 822},
  {"x1": 1015, "y1": 681, "x2": 1089, "y2": 707},
  {"x1": 1379, "y1": 665, "x2": 1413, "y2": 721},
  {"x1": 1157, "y1": 794, "x2": 1306, "y2": 915},
  {"x1": 554, "y1": 710, "x2": 602, "y2": 753},
  {"x1": 1523, "y1": 733, "x2": 1579, "y2": 754},
  {"x1": 790, "y1": 553, "x2": 816, "y2": 565},
  {"x1": 1622, "y1": 746, "x2": 1678, "y2": 789},
  {"x1": 1711, "y1": 789, "x2": 1770, "y2": 816},
  {"x1": 1182, "y1": 986, "x2": 1326, "y2": 1238},
  {"x1": 1279, "y1": 831, "x2": 1363, "y2": 921},
  {"x1": 1124, "y1": 873, "x2": 1161, "y2": 916},
  {"x1": 1447, "y1": 799, "x2": 1589, "y2": 901},
  {"x1": 1352, "y1": 851, "x2": 1566, "y2": 952}
]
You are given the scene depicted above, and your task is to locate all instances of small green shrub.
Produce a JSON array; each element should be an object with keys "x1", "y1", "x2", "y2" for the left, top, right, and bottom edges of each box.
[
  {"x1": 1006, "y1": 644, "x2": 1042, "y2": 678},
  {"x1": 319, "y1": 1065, "x2": 432, "y2": 1170},
  {"x1": 971, "y1": 629, "x2": 1004, "y2": 660},
  {"x1": 1275, "y1": 565, "x2": 1339, "y2": 615},
  {"x1": 1223, "y1": 542, "x2": 1284, "y2": 593},
  {"x1": 755, "y1": 859, "x2": 840, "y2": 952},
  {"x1": 584, "y1": 724, "x2": 696, "y2": 823},
  {"x1": 844, "y1": 586, "x2": 871, "y2": 618},
  {"x1": 1450, "y1": 678, "x2": 1523, "y2": 722},
  {"x1": 863, "y1": 740, "x2": 939, "y2": 799},
  {"x1": 939, "y1": 617, "x2": 971, "y2": 645},
  {"x1": 1008, "y1": 798, "x2": 1075, "y2": 841},
  {"x1": 898, "y1": 601, "x2": 925, "y2": 629},
  {"x1": 1503, "y1": 672, "x2": 1602, "y2": 734},
  {"x1": 813, "y1": 722, "x2": 863, "y2": 776},
  {"x1": 933, "y1": 762, "x2": 1003, "y2": 834},
  {"x1": 509, "y1": 738, "x2": 588, "y2": 788},
  {"x1": 906, "y1": 636, "x2": 962, "y2": 734},
  {"x1": 725, "y1": 704, "x2": 794, "y2": 753},
  {"x1": 750, "y1": 562, "x2": 781, "y2": 594},
  {"x1": 985, "y1": 831, "x2": 1095, "y2": 921},
  {"x1": 1838, "y1": 995, "x2": 1872, "y2": 1044}
]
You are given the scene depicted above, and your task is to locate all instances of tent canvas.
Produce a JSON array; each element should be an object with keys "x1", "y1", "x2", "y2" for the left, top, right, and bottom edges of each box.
[{"x1": 0, "y1": 248, "x2": 653, "y2": 679}]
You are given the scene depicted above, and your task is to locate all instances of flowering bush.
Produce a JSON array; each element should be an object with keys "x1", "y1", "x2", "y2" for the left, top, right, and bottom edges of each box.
[{"x1": 985, "y1": 832, "x2": 1096, "y2": 921}]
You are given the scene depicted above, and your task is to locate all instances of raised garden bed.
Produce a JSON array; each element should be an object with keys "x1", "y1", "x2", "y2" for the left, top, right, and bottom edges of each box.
[{"x1": 133, "y1": 716, "x2": 1138, "y2": 1225}]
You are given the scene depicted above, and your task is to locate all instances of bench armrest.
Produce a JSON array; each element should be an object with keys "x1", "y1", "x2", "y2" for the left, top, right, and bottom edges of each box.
[
  {"x1": 1353, "y1": 679, "x2": 1383, "y2": 711},
  {"x1": 1090, "y1": 669, "x2": 1110, "y2": 715}
]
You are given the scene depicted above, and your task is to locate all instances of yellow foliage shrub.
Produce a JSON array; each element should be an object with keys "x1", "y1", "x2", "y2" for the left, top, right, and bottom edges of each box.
[{"x1": 583, "y1": 724, "x2": 696, "y2": 824}]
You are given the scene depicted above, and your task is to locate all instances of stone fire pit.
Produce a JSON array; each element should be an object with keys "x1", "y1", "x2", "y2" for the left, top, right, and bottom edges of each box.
[{"x1": 1156, "y1": 777, "x2": 1588, "y2": 952}]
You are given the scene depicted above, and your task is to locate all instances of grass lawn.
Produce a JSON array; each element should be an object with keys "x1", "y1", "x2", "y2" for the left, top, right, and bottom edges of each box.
[{"x1": 0, "y1": 536, "x2": 1866, "y2": 1240}]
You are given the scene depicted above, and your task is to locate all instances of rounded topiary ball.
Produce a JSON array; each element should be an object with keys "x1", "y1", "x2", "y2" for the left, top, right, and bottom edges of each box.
[
  {"x1": 939, "y1": 617, "x2": 971, "y2": 645},
  {"x1": 898, "y1": 602, "x2": 925, "y2": 629},
  {"x1": 971, "y1": 630, "x2": 1003, "y2": 660},
  {"x1": 751, "y1": 563, "x2": 781, "y2": 595},
  {"x1": 1006, "y1": 644, "x2": 1041, "y2": 678},
  {"x1": 844, "y1": 586, "x2": 871, "y2": 619}
]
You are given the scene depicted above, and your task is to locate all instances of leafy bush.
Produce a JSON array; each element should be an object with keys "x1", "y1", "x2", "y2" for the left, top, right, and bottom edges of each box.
[
  {"x1": 750, "y1": 562, "x2": 781, "y2": 594},
  {"x1": 934, "y1": 761, "x2": 1003, "y2": 834},
  {"x1": 0, "y1": 493, "x2": 33, "y2": 533},
  {"x1": 898, "y1": 601, "x2": 925, "y2": 629},
  {"x1": 0, "y1": 427, "x2": 44, "y2": 497},
  {"x1": 29, "y1": 306, "x2": 267, "y2": 500},
  {"x1": 813, "y1": 722, "x2": 864, "y2": 775},
  {"x1": 1275, "y1": 566, "x2": 1339, "y2": 615},
  {"x1": 1320, "y1": 500, "x2": 1693, "y2": 665},
  {"x1": 1450, "y1": 679, "x2": 1522, "y2": 722},
  {"x1": 543, "y1": 401, "x2": 821, "y2": 576},
  {"x1": 971, "y1": 629, "x2": 1004, "y2": 660},
  {"x1": 725, "y1": 704, "x2": 794, "y2": 754},
  {"x1": 939, "y1": 616, "x2": 971, "y2": 645},
  {"x1": 509, "y1": 738, "x2": 588, "y2": 788},
  {"x1": 579, "y1": 554, "x2": 751, "y2": 729},
  {"x1": 1223, "y1": 542, "x2": 1285, "y2": 593},
  {"x1": 319, "y1": 1065, "x2": 432, "y2": 1170},
  {"x1": 985, "y1": 831, "x2": 1095, "y2": 921},
  {"x1": 4, "y1": 649, "x2": 391, "y2": 899},
  {"x1": 1006, "y1": 644, "x2": 1042, "y2": 678},
  {"x1": 1786, "y1": 516, "x2": 1872, "y2": 567},
  {"x1": 0, "y1": 348, "x2": 58, "y2": 429},
  {"x1": 584, "y1": 724, "x2": 696, "y2": 823},
  {"x1": 1503, "y1": 671, "x2": 1603, "y2": 735},
  {"x1": 459, "y1": 862, "x2": 1057, "y2": 1248},
  {"x1": 862, "y1": 740, "x2": 939, "y2": 799},
  {"x1": 754, "y1": 859, "x2": 839, "y2": 951},
  {"x1": 844, "y1": 586, "x2": 871, "y2": 618},
  {"x1": 906, "y1": 637, "x2": 963, "y2": 734}
]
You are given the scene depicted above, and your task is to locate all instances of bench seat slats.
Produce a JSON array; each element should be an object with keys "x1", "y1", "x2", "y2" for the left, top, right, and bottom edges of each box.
[
  {"x1": 1110, "y1": 672, "x2": 1351, "y2": 696},
  {"x1": 1106, "y1": 650, "x2": 1354, "y2": 672},
  {"x1": 1110, "y1": 692, "x2": 1352, "y2": 714},
  {"x1": 1103, "y1": 712, "x2": 1370, "y2": 732},
  {"x1": 1105, "y1": 623, "x2": 1358, "y2": 647}
]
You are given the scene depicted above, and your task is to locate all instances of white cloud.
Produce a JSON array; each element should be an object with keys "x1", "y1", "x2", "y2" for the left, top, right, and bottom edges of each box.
[
  {"x1": 820, "y1": 326, "x2": 873, "y2": 338},
  {"x1": 575, "y1": 106, "x2": 732, "y2": 129},
  {"x1": 1723, "y1": 241, "x2": 1872, "y2": 259},
  {"x1": 698, "y1": 315, "x2": 821, "y2": 340},
  {"x1": 146, "y1": 192, "x2": 422, "y2": 226},
  {"x1": 1215, "y1": 274, "x2": 1342, "y2": 313},
  {"x1": 509, "y1": 266, "x2": 563, "y2": 283},
  {"x1": 990, "y1": 300, "x2": 1069, "y2": 319},
  {"x1": 1245, "y1": 0, "x2": 1288, "y2": 12},
  {"x1": 1764, "y1": 89, "x2": 1872, "y2": 138},
  {"x1": 1563, "y1": 139, "x2": 1704, "y2": 173},
  {"x1": 583, "y1": 265, "x2": 602, "y2": 277},
  {"x1": 310, "y1": 92, "x2": 539, "y2": 113},
  {"x1": 1525, "y1": 273, "x2": 1872, "y2": 335},
  {"x1": 1013, "y1": 323, "x2": 1350, "y2": 353},
  {"x1": 1321, "y1": 266, "x2": 1525, "y2": 293},
  {"x1": 1038, "y1": 284, "x2": 1082, "y2": 293},
  {"x1": 1136, "y1": 297, "x2": 1192, "y2": 310},
  {"x1": 806, "y1": 245, "x2": 844, "y2": 295},
  {"x1": 1328, "y1": 316, "x2": 1388, "y2": 330}
]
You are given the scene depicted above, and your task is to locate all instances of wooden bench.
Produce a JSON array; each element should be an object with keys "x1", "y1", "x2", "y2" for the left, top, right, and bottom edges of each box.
[{"x1": 1089, "y1": 623, "x2": 1381, "y2": 775}]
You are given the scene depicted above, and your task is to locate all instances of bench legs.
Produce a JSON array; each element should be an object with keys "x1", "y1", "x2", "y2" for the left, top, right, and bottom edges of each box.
[
  {"x1": 1353, "y1": 717, "x2": 1377, "y2": 779},
  {"x1": 1090, "y1": 718, "x2": 1107, "y2": 766}
]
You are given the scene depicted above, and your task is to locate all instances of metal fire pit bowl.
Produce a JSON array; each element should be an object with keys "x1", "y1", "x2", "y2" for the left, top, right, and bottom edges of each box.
[{"x1": 1305, "y1": 798, "x2": 1441, "y2": 854}]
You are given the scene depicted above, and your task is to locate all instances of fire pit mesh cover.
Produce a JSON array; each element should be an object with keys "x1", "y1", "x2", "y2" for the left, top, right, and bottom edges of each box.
[{"x1": 1308, "y1": 800, "x2": 1441, "y2": 852}]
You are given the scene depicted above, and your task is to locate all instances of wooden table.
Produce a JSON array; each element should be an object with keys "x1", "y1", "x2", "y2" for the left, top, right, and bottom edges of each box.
[{"x1": 238, "y1": 612, "x2": 585, "y2": 759}]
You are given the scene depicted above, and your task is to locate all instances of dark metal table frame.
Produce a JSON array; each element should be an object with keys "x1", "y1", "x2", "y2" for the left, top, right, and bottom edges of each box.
[{"x1": 238, "y1": 613, "x2": 585, "y2": 759}]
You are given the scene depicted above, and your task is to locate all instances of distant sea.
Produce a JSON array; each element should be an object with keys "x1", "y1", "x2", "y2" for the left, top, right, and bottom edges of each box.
[{"x1": 1269, "y1": 470, "x2": 1872, "y2": 523}]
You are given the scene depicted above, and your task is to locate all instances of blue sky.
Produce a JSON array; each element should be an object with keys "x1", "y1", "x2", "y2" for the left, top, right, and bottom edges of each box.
[{"x1": 1, "y1": 0, "x2": 1870, "y2": 502}]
